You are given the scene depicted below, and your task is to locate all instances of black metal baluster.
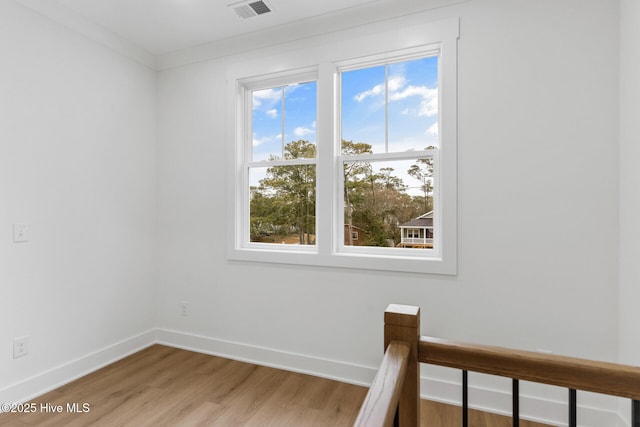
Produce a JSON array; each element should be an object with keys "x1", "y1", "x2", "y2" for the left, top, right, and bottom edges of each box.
[
  {"x1": 633, "y1": 399, "x2": 640, "y2": 427},
  {"x1": 393, "y1": 405, "x2": 399, "y2": 427},
  {"x1": 462, "y1": 370, "x2": 468, "y2": 427},
  {"x1": 569, "y1": 389, "x2": 577, "y2": 427},
  {"x1": 512, "y1": 379, "x2": 519, "y2": 427}
]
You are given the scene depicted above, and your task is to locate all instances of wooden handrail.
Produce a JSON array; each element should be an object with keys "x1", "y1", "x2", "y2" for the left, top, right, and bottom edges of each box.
[
  {"x1": 420, "y1": 336, "x2": 640, "y2": 400},
  {"x1": 355, "y1": 305, "x2": 640, "y2": 426},
  {"x1": 354, "y1": 341, "x2": 411, "y2": 427}
]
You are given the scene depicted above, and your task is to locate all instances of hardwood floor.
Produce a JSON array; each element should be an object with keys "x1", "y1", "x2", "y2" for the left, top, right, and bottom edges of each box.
[
  {"x1": 0, "y1": 345, "x2": 552, "y2": 426},
  {"x1": 421, "y1": 401, "x2": 551, "y2": 427}
]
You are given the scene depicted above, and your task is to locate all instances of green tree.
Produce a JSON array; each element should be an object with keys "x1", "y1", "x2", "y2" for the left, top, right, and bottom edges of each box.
[
  {"x1": 407, "y1": 147, "x2": 436, "y2": 213},
  {"x1": 252, "y1": 139, "x2": 427, "y2": 248},
  {"x1": 342, "y1": 140, "x2": 373, "y2": 245},
  {"x1": 254, "y1": 140, "x2": 316, "y2": 244}
]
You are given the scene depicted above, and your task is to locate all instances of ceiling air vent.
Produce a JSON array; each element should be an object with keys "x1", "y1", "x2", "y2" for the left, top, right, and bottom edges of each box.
[{"x1": 231, "y1": 0, "x2": 272, "y2": 19}]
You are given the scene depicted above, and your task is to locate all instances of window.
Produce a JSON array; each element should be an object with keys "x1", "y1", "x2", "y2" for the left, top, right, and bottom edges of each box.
[
  {"x1": 228, "y1": 17, "x2": 458, "y2": 274},
  {"x1": 339, "y1": 55, "x2": 439, "y2": 253},
  {"x1": 249, "y1": 79, "x2": 318, "y2": 246}
]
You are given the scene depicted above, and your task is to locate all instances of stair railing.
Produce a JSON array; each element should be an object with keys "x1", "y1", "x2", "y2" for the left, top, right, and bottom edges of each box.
[{"x1": 355, "y1": 304, "x2": 640, "y2": 427}]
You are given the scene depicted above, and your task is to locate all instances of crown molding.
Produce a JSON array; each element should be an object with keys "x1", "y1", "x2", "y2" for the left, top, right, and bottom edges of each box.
[
  {"x1": 156, "y1": 0, "x2": 470, "y2": 70},
  {"x1": 14, "y1": 0, "x2": 156, "y2": 69},
  {"x1": 12, "y1": 0, "x2": 470, "y2": 71}
]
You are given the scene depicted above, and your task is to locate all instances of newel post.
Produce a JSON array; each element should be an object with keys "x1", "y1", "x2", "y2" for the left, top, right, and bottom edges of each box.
[{"x1": 384, "y1": 304, "x2": 420, "y2": 427}]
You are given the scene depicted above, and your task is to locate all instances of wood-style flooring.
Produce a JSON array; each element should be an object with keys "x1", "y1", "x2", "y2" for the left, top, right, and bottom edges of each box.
[{"x1": 0, "y1": 345, "x2": 552, "y2": 426}]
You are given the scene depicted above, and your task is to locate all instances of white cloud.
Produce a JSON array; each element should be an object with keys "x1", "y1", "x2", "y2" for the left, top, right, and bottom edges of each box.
[
  {"x1": 388, "y1": 76, "x2": 406, "y2": 92},
  {"x1": 252, "y1": 135, "x2": 270, "y2": 147},
  {"x1": 390, "y1": 86, "x2": 438, "y2": 117},
  {"x1": 253, "y1": 88, "x2": 281, "y2": 109},
  {"x1": 353, "y1": 75, "x2": 437, "y2": 117},
  {"x1": 354, "y1": 76, "x2": 407, "y2": 102},
  {"x1": 253, "y1": 133, "x2": 282, "y2": 147},
  {"x1": 418, "y1": 89, "x2": 438, "y2": 117},
  {"x1": 426, "y1": 122, "x2": 439, "y2": 136},
  {"x1": 294, "y1": 126, "x2": 314, "y2": 137},
  {"x1": 266, "y1": 109, "x2": 278, "y2": 119},
  {"x1": 355, "y1": 83, "x2": 384, "y2": 102}
]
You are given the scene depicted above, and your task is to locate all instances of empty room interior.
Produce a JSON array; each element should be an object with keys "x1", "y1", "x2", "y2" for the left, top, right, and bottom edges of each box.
[{"x1": 2, "y1": 0, "x2": 640, "y2": 425}]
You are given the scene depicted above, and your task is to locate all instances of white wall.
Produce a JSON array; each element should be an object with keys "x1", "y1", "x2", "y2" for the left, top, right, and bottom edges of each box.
[
  {"x1": 619, "y1": 0, "x2": 640, "y2": 366},
  {"x1": 619, "y1": 1, "x2": 640, "y2": 422},
  {"x1": 0, "y1": 0, "x2": 157, "y2": 400},
  {"x1": 156, "y1": 0, "x2": 621, "y2": 423},
  {"x1": 0, "y1": 0, "x2": 630, "y2": 423}
]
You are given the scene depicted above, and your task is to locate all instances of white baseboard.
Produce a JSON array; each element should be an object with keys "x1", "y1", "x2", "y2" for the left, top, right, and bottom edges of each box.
[
  {"x1": 618, "y1": 399, "x2": 632, "y2": 427},
  {"x1": 157, "y1": 328, "x2": 624, "y2": 427},
  {"x1": 154, "y1": 328, "x2": 376, "y2": 387},
  {"x1": 0, "y1": 329, "x2": 156, "y2": 405},
  {"x1": 419, "y1": 377, "x2": 623, "y2": 427},
  {"x1": 0, "y1": 328, "x2": 627, "y2": 427}
]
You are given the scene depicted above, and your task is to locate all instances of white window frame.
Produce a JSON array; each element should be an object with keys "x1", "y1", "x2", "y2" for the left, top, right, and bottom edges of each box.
[
  {"x1": 227, "y1": 17, "x2": 459, "y2": 274},
  {"x1": 234, "y1": 68, "x2": 319, "y2": 254}
]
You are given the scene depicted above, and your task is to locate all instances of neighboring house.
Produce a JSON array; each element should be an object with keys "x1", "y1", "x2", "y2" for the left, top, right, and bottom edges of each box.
[
  {"x1": 398, "y1": 211, "x2": 434, "y2": 248},
  {"x1": 344, "y1": 224, "x2": 365, "y2": 246}
]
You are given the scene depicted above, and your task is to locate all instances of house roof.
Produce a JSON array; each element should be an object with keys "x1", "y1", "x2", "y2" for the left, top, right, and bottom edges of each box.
[
  {"x1": 400, "y1": 211, "x2": 433, "y2": 228},
  {"x1": 344, "y1": 224, "x2": 365, "y2": 232}
]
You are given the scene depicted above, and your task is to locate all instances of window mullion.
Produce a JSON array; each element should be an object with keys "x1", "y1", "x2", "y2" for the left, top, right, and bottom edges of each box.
[
  {"x1": 385, "y1": 64, "x2": 389, "y2": 153},
  {"x1": 281, "y1": 87, "x2": 285, "y2": 157},
  {"x1": 316, "y1": 62, "x2": 335, "y2": 256}
]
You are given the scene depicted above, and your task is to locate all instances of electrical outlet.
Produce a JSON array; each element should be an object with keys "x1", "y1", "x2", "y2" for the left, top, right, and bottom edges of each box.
[
  {"x1": 180, "y1": 301, "x2": 188, "y2": 317},
  {"x1": 13, "y1": 336, "x2": 29, "y2": 359},
  {"x1": 13, "y1": 223, "x2": 29, "y2": 243}
]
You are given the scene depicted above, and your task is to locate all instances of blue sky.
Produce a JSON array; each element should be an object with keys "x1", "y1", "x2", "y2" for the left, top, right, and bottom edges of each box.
[
  {"x1": 341, "y1": 56, "x2": 439, "y2": 153},
  {"x1": 252, "y1": 82, "x2": 317, "y2": 161},
  {"x1": 250, "y1": 56, "x2": 439, "y2": 195},
  {"x1": 251, "y1": 55, "x2": 439, "y2": 161}
]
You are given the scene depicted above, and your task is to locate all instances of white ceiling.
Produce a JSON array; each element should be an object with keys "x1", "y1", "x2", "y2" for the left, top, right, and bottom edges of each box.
[{"x1": 24, "y1": 0, "x2": 383, "y2": 55}]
